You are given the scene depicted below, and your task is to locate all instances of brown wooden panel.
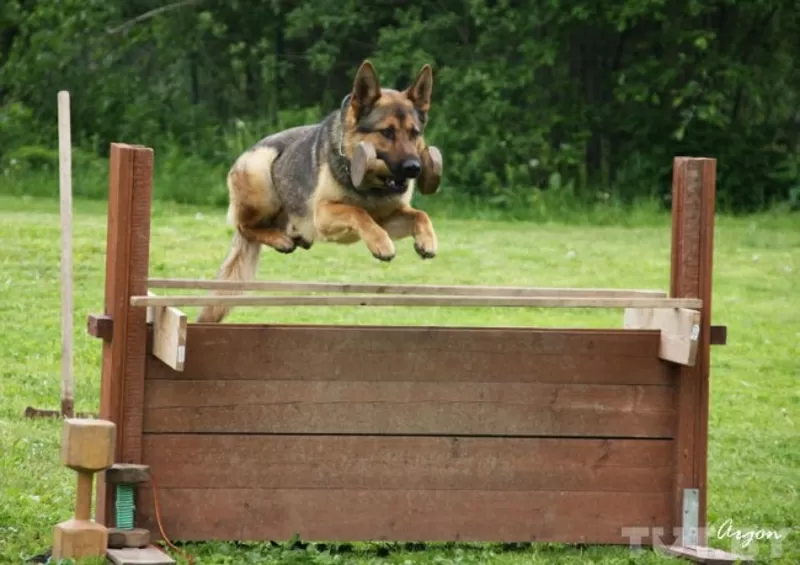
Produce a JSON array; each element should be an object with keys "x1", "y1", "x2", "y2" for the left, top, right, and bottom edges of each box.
[
  {"x1": 135, "y1": 487, "x2": 670, "y2": 544},
  {"x1": 146, "y1": 325, "x2": 675, "y2": 386},
  {"x1": 142, "y1": 434, "x2": 673, "y2": 493},
  {"x1": 142, "y1": 380, "x2": 676, "y2": 437}
]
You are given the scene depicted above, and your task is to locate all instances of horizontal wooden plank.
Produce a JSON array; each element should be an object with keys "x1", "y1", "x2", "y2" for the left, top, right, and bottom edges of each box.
[
  {"x1": 135, "y1": 488, "x2": 671, "y2": 544},
  {"x1": 141, "y1": 435, "x2": 673, "y2": 492},
  {"x1": 143, "y1": 381, "x2": 676, "y2": 438},
  {"x1": 131, "y1": 293, "x2": 703, "y2": 309},
  {"x1": 148, "y1": 277, "x2": 669, "y2": 298},
  {"x1": 146, "y1": 325, "x2": 676, "y2": 386}
]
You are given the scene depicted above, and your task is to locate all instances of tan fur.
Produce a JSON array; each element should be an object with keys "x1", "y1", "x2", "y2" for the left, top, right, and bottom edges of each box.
[{"x1": 197, "y1": 60, "x2": 438, "y2": 323}]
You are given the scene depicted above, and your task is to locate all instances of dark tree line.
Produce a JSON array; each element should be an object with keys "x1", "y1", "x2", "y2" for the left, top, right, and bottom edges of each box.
[{"x1": 1, "y1": 0, "x2": 798, "y2": 212}]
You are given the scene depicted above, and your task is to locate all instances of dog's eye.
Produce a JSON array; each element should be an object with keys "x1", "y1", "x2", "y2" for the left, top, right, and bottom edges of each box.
[
  {"x1": 380, "y1": 127, "x2": 395, "y2": 140},
  {"x1": 409, "y1": 128, "x2": 421, "y2": 139}
]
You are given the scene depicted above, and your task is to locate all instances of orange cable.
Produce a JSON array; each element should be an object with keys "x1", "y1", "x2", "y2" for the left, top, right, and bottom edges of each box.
[{"x1": 149, "y1": 472, "x2": 195, "y2": 565}]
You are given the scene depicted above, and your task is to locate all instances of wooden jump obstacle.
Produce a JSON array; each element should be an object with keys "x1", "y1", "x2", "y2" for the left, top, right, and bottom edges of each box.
[{"x1": 87, "y1": 142, "x2": 746, "y2": 563}]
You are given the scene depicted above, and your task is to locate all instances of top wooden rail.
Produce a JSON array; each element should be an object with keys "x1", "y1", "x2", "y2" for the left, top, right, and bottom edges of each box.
[
  {"x1": 136, "y1": 278, "x2": 702, "y2": 309},
  {"x1": 148, "y1": 277, "x2": 670, "y2": 298}
]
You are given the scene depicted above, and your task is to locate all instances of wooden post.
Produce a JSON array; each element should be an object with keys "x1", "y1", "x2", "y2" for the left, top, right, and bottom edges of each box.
[
  {"x1": 666, "y1": 156, "x2": 732, "y2": 559},
  {"x1": 95, "y1": 143, "x2": 153, "y2": 527}
]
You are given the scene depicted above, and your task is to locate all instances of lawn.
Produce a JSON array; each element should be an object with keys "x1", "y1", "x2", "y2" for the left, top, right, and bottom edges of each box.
[{"x1": 0, "y1": 192, "x2": 797, "y2": 565}]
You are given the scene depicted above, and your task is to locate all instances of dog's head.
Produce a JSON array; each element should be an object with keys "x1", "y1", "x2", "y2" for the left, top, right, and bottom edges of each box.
[{"x1": 343, "y1": 60, "x2": 433, "y2": 193}]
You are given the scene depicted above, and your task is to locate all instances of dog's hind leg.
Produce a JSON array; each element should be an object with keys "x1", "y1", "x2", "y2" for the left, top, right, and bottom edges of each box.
[
  {"x1": 196, "y1": 230, "x2": 261, "y2": 323},
  {"x1": 227, "y1": 147, "x2": 296, "y2": 254},
  {"x1": 196, "y1": 147, "x2": 290, "y2": 323}
]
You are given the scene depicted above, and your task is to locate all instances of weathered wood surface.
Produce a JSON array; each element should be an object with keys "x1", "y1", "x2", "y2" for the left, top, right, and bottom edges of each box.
[
  {"x1": 142, "y1": 435, "x2": 673, "y2": 492},
  {"x1": 134, "y1": 486, "x2": 670, "y2": 544},
  {"x1": 148, "y1": 277, "x2": 669, "y2": 297},
  {"x1": 670, "y1": 157, "x2": 716, "y2": 547},
  {"x1": 143, "y1": 380, "x2": 675, "y2": 437},
  {"x1": 131, "y1": 293, "x2": 702, "y2": 309},
  {"x1": 96, "y1": 143, "x2": 153, "y2": 527},
  {"x1": 146, "y1": 325, "x2": 676, "y2": 386}
]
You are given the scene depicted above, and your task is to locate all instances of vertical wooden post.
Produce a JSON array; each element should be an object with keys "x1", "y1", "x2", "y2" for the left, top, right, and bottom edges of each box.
[
  {"x1": 95, "y1": 143, "x2": 153, "y2": 527},
  {"x1": 58, "y1": 90, "x2": 75, "y2": 419},
  {"x1": 669, "y1": 156, "x2": 716, "y2": 547}
]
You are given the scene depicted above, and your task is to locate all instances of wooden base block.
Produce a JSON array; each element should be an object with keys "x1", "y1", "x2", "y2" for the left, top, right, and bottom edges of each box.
[
  {"x1": 53, "y1": 518, "x2": 108, "y2": 560},
  {"x1": 659, "y1": 544, "x2": 753, "y2": 564},
  {"x1": 107, "y1": 545, "x2": 176, "y2": 565},
  {"x1": 108, "y1": 527, "x2": 151, "y2": 548}
]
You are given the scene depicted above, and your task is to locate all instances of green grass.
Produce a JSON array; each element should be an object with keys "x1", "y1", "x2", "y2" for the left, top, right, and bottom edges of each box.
[{"x1": 0, "y1": 192, "x2": 798, "y2": 565}]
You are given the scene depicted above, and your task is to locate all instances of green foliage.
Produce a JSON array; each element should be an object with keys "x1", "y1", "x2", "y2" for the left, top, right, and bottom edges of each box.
[{"x1": 0, "y1": 0, "x2": 798, "y2": 213}]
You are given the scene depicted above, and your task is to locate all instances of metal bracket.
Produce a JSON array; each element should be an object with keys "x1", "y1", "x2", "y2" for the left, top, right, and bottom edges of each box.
[{"x1": 682, "y1": 488, "x2": 700, "y2": 547}]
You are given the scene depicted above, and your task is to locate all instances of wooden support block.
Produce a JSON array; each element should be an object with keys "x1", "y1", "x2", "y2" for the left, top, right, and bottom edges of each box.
[
  {"x1": 107, "y1": 545, "x2": 176, "y2": 565},
  {"x1": 623, "y1": 308, "x2": 701, "y2": 366},
  {"x1": 658, "y1": 544, "x2": 753, "y2": 563},
  {"x1": 108, "y1": 527, "x2": 151, "y2": 548},
  {"x1": 105, "y1": 463, "x2": 151, "y2": 485},
  {"x1": 53, "y1": 418, "x2": 116, "y2": 562},
  {"x1": 60, "y1": 418, "x2": 116, "y2": 474},
  {"x1": 146, "y1": 292, "x2": 187, "y2": 371},
  {"x1": 87, "y1": 313, "x2": 113, "y2": 341}
]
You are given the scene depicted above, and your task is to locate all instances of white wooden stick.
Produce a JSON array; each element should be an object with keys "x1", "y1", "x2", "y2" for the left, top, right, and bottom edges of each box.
[{"x1": 58, "y1": 90, "x2": 74, "y2": 418}]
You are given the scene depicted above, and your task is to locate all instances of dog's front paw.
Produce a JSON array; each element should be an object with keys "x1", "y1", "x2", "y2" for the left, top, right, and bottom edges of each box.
[
  {"x1": 292, "y1": 236, "x2": 312, "y2": 250},
  {"x1": 413, "y1": 231, "x2": 437, "y2": 259},
  {"x1": 272, "y1": 238, "x2": 297, "y2": 254},
  {"x1": 256, "y1": 231, "x2": 296, "y2": 254},
  {"x1": 367, "y1": 235, "x2": 396, "y2": 262}
]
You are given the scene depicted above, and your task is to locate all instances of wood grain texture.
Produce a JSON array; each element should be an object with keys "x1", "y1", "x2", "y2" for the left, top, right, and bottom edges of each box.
[
  {"x1": 130, "y1": 293, "x2": 702, "y2": 309},
  {"x1": 146, "y1": 291, "x2": 187, "y2": 372},
  {"x1": 623, "y1": 308, "x2": 701, "y2": 366},
  {"x1": 87, "y1": 314, "x2": 113, "y2": 341},
  {"x1": 145, "y1": 325, "x2": 676, "y2": 386},
  {"x1": 149, "y1": 277, "x2": 669, "y2": 298},
  {"x1": 669, "y1": 157, "x2": 716, "y2": 546},
  {"x1": 134, "y1": 487, "x2": 671, "y2": 544},
  {"x1": 96, "y1": 143, "x2": 153, "y2": 527},
  {"x1": 58, "y1": 90, "x2": 74, "y2": 418},
  {"x1": 141, "y1": 434, "x2": 673, "y2": 492},
  {"x1": 142, "y1": 380, "x2": 676, "y2": 438}
]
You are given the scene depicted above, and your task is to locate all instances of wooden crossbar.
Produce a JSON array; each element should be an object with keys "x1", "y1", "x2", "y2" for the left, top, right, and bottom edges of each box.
[
  {"x1": 130, "y1": 293, "x2": 703, "y2": 309},
  {"x1": 147, "y1": 277, "x2": 669, "y2": 298}
]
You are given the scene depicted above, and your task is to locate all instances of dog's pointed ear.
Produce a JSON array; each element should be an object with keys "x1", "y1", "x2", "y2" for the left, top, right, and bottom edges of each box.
[
  {"x1": 405, "y1": 64, "x2": 433, "y2": 112},
  {"x1": 350, "y1": 60, "x2": 381, "y2": 117}
]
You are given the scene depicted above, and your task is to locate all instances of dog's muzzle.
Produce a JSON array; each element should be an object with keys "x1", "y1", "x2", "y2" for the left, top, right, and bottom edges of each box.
[{"x1": 399, "y1": 158, "x2": 422, "y2": 179}]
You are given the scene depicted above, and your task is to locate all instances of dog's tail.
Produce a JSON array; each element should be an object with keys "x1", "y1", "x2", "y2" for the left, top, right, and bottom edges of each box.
[{"x1": 196, "y1": 230, "x2": 261, "y2": 323}]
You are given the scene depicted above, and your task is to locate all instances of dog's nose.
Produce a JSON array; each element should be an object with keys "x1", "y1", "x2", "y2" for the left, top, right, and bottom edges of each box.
[{"x1": 400, "y1": 159, "x2": 422, "y2": 179}]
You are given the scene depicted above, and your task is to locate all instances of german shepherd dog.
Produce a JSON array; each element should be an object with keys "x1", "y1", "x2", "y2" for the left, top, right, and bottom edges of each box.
[{"x1": 196, "y1": 60, "x2": 438, "y2": 323}]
